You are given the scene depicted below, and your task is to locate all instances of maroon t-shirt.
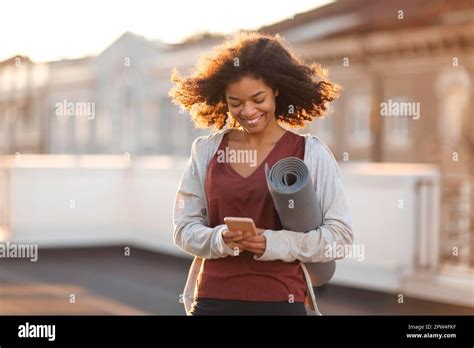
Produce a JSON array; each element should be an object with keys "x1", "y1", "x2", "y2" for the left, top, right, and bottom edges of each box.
[{"x1": 198, "y1": 130, "x2": 307, "y2": 302}]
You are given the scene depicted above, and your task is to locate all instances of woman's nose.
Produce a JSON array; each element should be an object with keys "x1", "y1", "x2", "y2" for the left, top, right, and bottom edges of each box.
[{"x1": 240, "y1": 104, "x2": 257, "y2": 118}]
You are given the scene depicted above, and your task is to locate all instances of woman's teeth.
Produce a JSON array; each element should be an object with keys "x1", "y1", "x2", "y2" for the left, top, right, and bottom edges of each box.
[{"x1": 245, "y1": 113, "x2": 264, "y2": 126}]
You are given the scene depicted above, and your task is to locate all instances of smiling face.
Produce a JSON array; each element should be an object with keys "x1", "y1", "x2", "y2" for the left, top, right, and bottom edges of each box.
[{"x1": 225, "y1": 76, "x2": 279, "y2": 134}]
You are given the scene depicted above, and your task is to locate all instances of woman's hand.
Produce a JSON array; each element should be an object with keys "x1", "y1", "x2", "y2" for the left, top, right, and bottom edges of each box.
[
  {"x1": 239, "y1": 228, "x2": 266, "y2": 257},
  {"x1": 222, "y1": 230, "x2": 246, "y2": 255}
]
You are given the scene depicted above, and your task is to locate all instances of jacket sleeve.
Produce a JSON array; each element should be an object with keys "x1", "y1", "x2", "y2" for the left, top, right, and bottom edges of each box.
[
  {"x1": 173, "y1": 137, "x2": 236, "y2": 259},
  {"x1": 254, "y1": 142, "x2": 354, "y2": 263}
]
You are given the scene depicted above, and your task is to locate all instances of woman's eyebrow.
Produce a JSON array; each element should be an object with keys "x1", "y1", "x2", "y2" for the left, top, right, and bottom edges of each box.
[{"x1": 227, "y1": 91, "x2": 266, "y2": 100}]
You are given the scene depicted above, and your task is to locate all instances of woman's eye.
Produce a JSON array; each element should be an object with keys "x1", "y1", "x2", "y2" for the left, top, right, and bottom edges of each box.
[{"x1": 229, "y1": 99, "x2": 263, "y2": 107}]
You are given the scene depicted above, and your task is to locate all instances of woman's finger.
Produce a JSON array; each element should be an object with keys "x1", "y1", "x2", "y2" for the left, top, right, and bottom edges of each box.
[
  {"x1": 224, "y1": 235, "x2": 246, "y2": 244},
  {"x1": 241, "y1": 235, "x2": 265, "y2": 243},
  {"x1": 230, "y1": 234, "x2": 246, "y2": 242},
  {"x1": 240, "y1": 240, "x2": 265, "y2": 250},
  {"x1": 222, "y1": 230, "x2": 242, "y2": 238}
]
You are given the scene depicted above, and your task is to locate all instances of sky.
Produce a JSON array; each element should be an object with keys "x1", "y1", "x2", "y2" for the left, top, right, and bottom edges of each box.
[{"x1": 0, "y1": 0, "x2": 332, "y2": 63}]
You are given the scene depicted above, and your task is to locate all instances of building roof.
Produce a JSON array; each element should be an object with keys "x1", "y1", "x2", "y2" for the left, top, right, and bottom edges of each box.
[
  {"x1": 259, "y1": 0, "x2": 474, "y2": 41},
  {"x1": 0, "y1": 55, "x2": 32, "y2": 67}
]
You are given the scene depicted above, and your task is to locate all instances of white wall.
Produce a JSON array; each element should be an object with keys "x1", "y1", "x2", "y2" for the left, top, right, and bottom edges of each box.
[
  {"x1": 335, "y1": 163, "x2": 440, "y2": 292},
  {"x1": 4, "y1": 155, "x2": 187, "y2": 255}
]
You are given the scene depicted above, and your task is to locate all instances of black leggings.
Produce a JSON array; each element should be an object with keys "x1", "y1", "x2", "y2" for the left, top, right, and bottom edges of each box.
[{"x1": 189, "y1": 298, "x2": 307, "y2": 316}]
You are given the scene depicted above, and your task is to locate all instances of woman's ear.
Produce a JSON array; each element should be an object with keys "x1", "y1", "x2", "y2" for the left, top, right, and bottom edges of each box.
[{"x1": 274, "y1": 89, "x2": 279, "y2": 97}]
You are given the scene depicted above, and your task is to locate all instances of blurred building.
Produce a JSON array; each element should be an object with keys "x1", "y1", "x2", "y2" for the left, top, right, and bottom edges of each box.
[
  {"x1": 0, "y1": 33, "x2": 216, "y2": 156},
  {"x1": 0, "y1": 0, "x2": 472, "y2": 273},
  {"x1": 0, "y1": 56, "x2": 48, "y2": 153}
]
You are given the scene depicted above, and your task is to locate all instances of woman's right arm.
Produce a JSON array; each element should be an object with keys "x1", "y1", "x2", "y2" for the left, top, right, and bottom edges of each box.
[{"x1": 173, "y1": 137, "x2": 237, "y2": 259}]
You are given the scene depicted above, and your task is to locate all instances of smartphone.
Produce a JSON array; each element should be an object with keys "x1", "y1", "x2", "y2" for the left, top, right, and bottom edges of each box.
[{"x1": 224, "y1": 217, "x2": 258, "y2": 237}]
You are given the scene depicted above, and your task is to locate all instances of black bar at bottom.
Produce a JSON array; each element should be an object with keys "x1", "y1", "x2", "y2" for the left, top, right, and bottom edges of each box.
[{"x1": 0, "y1": 315, "x2": 472, "y2": 346}]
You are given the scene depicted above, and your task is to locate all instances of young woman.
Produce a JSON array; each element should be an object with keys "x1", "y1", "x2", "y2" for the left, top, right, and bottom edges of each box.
[{"x1": 171, "y1": 32, "x2": 353, "y2": 315}]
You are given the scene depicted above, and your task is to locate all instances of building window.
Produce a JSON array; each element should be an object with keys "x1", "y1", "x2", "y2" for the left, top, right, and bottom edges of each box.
[
  {"x1": 96, "y1": 108, "x2": 112, "y2": 151},
  {"x1": 55, "y1": 107, "x2": 69, "y2": 153},
  {"x1": 348, "y1": 95, "x2": 372, "y2": 147},
  {"x1": 3, "y1": 66, "x2": 12, "y2": 91},
  {"x1": 140, "y1": 100, "x2": 157, "y2": 153},
  {"x1": 0, "y1": 105, "x2": 4, "y2": 131},
  {"x1": 384, "y1": 97, "x2": 411, "y2": 147},
  {"x1": 157, "y1": 96, "x2": 172, "y2": 154}
]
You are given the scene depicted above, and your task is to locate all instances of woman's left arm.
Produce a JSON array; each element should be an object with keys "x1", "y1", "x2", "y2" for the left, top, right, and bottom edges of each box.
[{"x1": 253, "y1": 144, "x2": 354, "y2": 263}]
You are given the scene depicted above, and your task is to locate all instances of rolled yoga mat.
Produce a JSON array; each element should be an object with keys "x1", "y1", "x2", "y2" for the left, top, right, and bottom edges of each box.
[{"x1": 265, "y1": 157, "x2": 336, "y2": 286}]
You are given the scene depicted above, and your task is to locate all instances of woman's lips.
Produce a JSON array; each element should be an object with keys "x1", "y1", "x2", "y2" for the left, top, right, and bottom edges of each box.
[{"x1": 242, "y1": 113, "x2": 264, "y2": 126}]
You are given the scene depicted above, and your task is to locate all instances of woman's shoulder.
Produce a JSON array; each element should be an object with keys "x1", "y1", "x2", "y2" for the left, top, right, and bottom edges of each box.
[
  {"x1": 293, "y1": 131, "x2": 325, "y2": 152},
  {"x1": 189, "y1": 128, "x2": 232, "y2": 163},
  {"x1": 298, "y1": 131, "x2": 339, "y2": 167},
  {"x1": 192, "y1": 128, "x2": 229, "y2": 145}
]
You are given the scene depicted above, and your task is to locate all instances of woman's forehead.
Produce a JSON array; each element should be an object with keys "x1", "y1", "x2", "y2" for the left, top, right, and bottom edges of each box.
[{"x1": 225, "y1": 77, "x2": 270, "y2": 97}]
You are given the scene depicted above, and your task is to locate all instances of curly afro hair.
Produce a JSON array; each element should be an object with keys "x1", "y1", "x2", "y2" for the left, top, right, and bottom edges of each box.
[{"x1": 169, "y1": 31, "x2": 341, "y2": 130}]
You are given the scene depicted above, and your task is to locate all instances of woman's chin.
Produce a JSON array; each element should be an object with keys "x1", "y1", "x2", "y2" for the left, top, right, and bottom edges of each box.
[{"x1": 243, "y1": 125, "x2": 262, "y2": 132}]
